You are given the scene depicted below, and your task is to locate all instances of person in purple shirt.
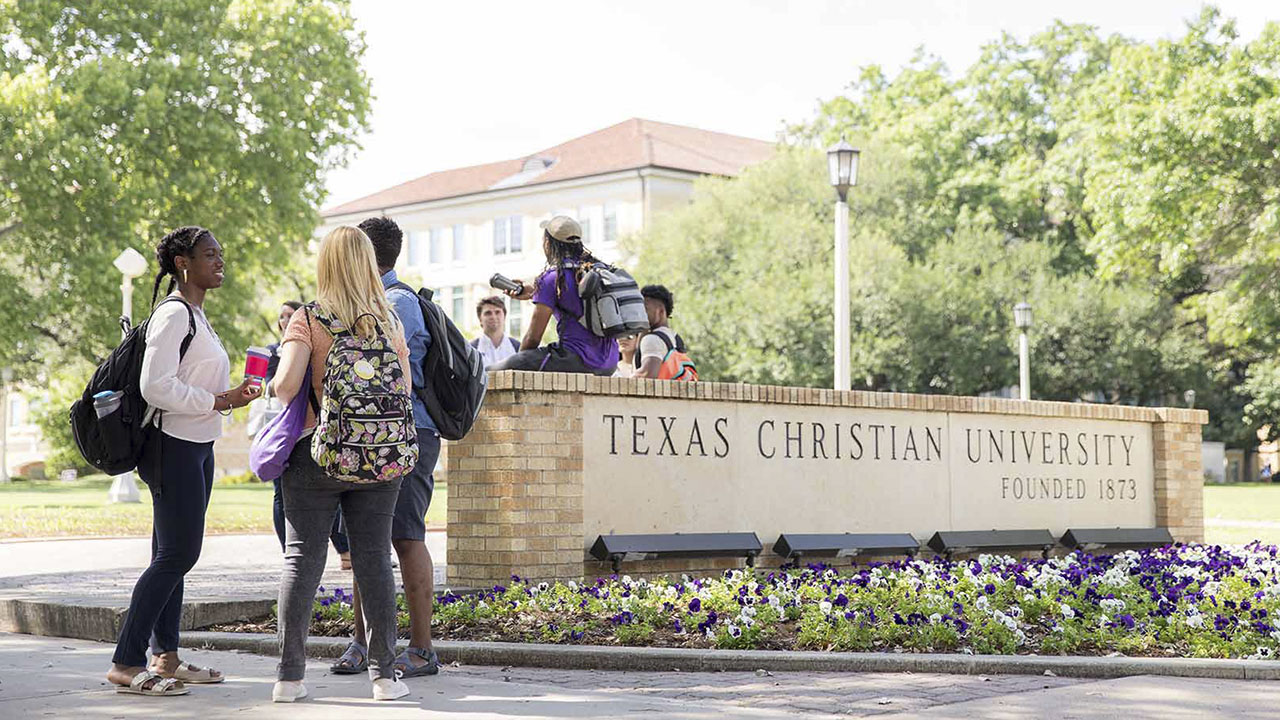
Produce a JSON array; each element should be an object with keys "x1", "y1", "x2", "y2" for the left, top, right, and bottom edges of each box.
[{"x1": 490, "y1": 215, "x2": 619, "y2": 374}]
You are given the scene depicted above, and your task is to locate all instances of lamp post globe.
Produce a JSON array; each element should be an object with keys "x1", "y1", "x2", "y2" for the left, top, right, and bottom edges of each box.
[
  {"x1": 1013, "y1": 301, "x2": 1033, "y2": 329},
  {"x1": 113, "y1": 247, "x2": 148, "y2": 279},
  {"x1": 826, "y1": 139, "x2": 860, "y2": 202}
]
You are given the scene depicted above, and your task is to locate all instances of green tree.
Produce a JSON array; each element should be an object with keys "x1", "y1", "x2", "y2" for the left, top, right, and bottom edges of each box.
[
  {"x1": 0, "y1": 0, "x2": 371, "y2": 377},
  {"x1": 797, "y1": 22, "x2": 1124, "y2": 271},
  {"x1": 779, "y1": 7, "x2": 1278, "y2": 446},
  {"x1": 631, "y1": 148, "x2": 836, "y2": 387},
  {"x1": 631, "y1": 150, "x2": 1203, "y2": 410},
  {"x1": 1, "y1": 0, "x2": 371, "y2": 470},
  {"x1": 1074, "y1": 8, "x2": 1280, "y2": 441}
]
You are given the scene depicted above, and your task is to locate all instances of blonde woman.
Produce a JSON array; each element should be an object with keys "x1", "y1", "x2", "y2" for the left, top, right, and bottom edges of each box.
[{"x1": 269, "y1": 226, "x2": 412, "y2": 703}]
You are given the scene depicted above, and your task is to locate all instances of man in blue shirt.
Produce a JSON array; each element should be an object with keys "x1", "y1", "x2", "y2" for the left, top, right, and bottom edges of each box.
[{"x1": 330, "y1": 217, "x2": 441, "y2": 679}]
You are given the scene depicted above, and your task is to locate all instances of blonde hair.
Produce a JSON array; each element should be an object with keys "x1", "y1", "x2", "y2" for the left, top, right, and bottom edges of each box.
[{"x1": 315, "y1": 226, "x2": 402, "y2": 340}]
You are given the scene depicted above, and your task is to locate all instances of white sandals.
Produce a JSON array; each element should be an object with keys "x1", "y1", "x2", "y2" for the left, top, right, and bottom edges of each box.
[
  {"x1": 160, "y1": 661, "x2": 224, "y2": 684},
  {"x1": 116, "y1": 670, "x2": 189, "y2": 697}
]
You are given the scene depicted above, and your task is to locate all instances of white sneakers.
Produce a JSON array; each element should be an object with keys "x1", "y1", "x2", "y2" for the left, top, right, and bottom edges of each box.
[
  {"x1": 372, "y1": 677, "x2": 411, "y2": 701},
  {"x1": 271, "y1": 680, "x2": 308, "y2": 703},
  {"x1": 271, "y1": 677, "x2": 410, "y2": 703}
]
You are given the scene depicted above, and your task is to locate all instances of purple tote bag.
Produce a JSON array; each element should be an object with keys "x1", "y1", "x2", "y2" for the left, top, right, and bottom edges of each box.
[{"x1": 248, "y1": 367, "x2": 312, "y2": 481}]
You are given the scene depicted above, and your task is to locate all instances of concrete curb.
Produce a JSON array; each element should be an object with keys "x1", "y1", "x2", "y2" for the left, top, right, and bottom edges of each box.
[
  {"x1": 181, "y1": 631, "x2": 1280, "y2": 681},
  {"x1": 0, "y1": 590, "x2": 471, "y2": 644},
  {"x1": 0, "y1": 599, "x2": 274, "y2": 643}
]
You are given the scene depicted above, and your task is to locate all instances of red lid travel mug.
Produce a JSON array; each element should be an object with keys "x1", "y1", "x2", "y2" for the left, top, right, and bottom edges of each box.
[{"x1": 245, "y1": 346, "x2": 270, "y2": 386}]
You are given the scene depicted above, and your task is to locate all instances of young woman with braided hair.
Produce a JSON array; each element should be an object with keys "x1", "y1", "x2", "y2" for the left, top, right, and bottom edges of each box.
[
  {"x1": 107, "y1": 226, "x2": 260, "y2": 697},
  {"x1": 490, "y1": 215, "x2": 619, "y2": 374}
]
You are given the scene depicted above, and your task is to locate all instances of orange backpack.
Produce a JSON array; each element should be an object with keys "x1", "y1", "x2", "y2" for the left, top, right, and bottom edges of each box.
[{"x1": 651, "y1": 331, "x2": 698, "y2": 381}]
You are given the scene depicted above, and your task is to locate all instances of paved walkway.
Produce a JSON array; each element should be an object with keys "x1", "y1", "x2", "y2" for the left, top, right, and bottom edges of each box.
[
  {"x1": 0, "y1": 532, "x2": 448, "y2": 607},
  {"x1": 0, "y1": 633, "x2": 1275, "y2": 719}
]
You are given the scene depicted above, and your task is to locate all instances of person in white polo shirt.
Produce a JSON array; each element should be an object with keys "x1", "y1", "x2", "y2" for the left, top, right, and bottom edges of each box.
[{"x1": 469, "y1": 295, "x2": 519, "y2": 367}]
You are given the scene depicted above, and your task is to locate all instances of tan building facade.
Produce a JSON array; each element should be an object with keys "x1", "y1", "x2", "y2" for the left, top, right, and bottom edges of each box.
[{"x1": 318, "y1": 119, "x2": 774, "y2": 338}]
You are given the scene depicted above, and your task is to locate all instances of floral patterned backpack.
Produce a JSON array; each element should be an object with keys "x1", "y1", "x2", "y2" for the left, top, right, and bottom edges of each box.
[{"x1": 307, "y1": 306, "x2": 418, "y2": 483}]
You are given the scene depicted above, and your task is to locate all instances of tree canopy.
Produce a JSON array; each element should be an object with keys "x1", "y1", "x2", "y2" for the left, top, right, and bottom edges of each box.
[
  {"x1": 0, "y1": 0, "x2": 371, "y2": 375},
  {"x1": 634, "y1": 7, "x2": 1275, "y2": 447}
]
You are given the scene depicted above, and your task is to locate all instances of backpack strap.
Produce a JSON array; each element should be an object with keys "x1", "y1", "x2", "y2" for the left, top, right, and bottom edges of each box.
[
  {"x1": 388, "y1": 280, "x2": 418, "y2": 297},
  {"x1": 154, "y1": 296, "x2": 197, "y2": 360},
  {"x1": 634, "y1": 330, "x2": 675, "y2": 368},
  {"x1": 143, "y1": 297, "x2": 198, "y2": 496},
  {"x1": 301, "y1": 308, "x2": 321, "y2": 415},
  {"x1": 307, "y1": 303, "x2": 377, "y2": 340},
  {"x1": 548, "y1": 265, "x2": 584, "y2": 320},
  {"x1": 387, "y1": 280, "x2": 430, "y2": 326},
  {"x1": 307, "y1": 305, "x2": 341, "y2": 337}
]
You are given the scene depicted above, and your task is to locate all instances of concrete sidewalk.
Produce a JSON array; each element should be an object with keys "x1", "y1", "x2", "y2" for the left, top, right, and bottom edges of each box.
[
  {"x1": 0, "y1": 533, "x2": 446, "y2": 640},
  {"x1": 1, "y1": 633, "x2": 1276, "y2": 719},
  {"x1": 0, "y1": 531, "x2": 447, "y2": 580}
]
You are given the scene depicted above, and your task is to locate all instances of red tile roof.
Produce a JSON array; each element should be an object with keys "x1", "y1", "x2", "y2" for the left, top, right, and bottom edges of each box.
[{"x1": 323, "y1": 118, "x2": 775, "y2": 217}]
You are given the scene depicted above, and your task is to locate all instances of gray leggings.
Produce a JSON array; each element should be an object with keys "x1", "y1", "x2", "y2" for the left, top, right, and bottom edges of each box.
[{"x1": 276, "y1": 442, "x2": 402, "y2": 681}]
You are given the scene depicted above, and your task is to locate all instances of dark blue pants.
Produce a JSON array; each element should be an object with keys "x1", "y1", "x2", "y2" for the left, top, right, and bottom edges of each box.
[
  {"x1": 112, "y1": 434, "x2": 214, "y2": 667},
  {"x1": 272, "y1": 478, "x2": 348, "y2": 554}
]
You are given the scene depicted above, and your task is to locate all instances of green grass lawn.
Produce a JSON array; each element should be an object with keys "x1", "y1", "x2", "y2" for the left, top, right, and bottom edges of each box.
[
  {"x1": 2, "y1": 474, "x2": 1264, "y2": 544},
  {"x1": 0, "y1": 474, "x2": 446, "y2": 539},
  {"x1": 1203, "y1": 482, "x2": 1280, "y2": 546}
]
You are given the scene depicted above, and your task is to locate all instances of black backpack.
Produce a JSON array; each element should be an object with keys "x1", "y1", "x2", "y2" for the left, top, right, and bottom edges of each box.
[
  {"x1": 390, "y1": 282, "x2": 487, "y2": 441},
  {"x1": 69, "y1": 297, "x2": 195, "y2": 475}
]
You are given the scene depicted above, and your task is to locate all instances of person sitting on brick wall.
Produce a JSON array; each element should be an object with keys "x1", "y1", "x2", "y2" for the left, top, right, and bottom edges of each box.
[{"x1": 488, "y1": 215, "x2": 619, "y2": 375}]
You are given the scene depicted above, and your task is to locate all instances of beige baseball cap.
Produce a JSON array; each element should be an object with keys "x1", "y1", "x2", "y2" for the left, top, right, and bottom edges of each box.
[{"x1": 540, "y1": 215, "x2": 582, "y2": 243}]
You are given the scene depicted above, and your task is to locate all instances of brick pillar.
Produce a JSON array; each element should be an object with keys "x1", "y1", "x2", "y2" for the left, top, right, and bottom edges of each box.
[
  {"x1": 1152, "y1": 415, "x2": 1205, "y2": 543},
  {"x1": 446, "y1": 376, "x2": 584, "y2": 588}
]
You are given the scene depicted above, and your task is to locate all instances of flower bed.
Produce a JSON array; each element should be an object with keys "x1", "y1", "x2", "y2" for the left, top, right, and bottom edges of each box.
[{"x1": 299, "y1": 543, "x2": 1280, "y2": 659}]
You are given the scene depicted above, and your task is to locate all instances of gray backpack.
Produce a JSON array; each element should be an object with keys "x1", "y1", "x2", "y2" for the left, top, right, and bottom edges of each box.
[{"x1": 576, "y1": 263, "x2": 650, "y2": 338}]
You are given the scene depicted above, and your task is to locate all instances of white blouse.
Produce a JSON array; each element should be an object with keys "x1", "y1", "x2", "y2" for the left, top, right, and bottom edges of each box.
[{"x1": 140, "y1": 298, "x2": 231, "y2": 443}]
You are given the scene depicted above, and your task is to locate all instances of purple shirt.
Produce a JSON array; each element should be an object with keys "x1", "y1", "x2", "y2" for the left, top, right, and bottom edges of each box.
[{"x1": 533, "y1": 265, "x2": 619, "y2": 371}]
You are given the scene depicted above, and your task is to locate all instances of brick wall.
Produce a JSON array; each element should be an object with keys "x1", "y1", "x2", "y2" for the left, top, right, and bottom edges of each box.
[
  {"x1": 446, "y1": 381, "x2": 585, "y2": 589},
  {"x1": 447, "y1": 371, "x2": 1210, "y2": 587},
  {"x1": 1152, "y1": 417, "x2": 1206, "y2": 543}
]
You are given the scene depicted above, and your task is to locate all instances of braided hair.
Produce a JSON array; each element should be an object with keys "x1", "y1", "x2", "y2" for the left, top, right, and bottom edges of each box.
[
  {"x1": 544, "y1": 233, "x2": 601, "y2": 314},
  {"x1": 150, "y1": 226, "x2": 210, "y2": 307}
]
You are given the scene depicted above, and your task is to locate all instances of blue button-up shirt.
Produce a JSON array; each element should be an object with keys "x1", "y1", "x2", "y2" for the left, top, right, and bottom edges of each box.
[{"x1": 381, "y1": 269, "x2": 436, "y2": 432}]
